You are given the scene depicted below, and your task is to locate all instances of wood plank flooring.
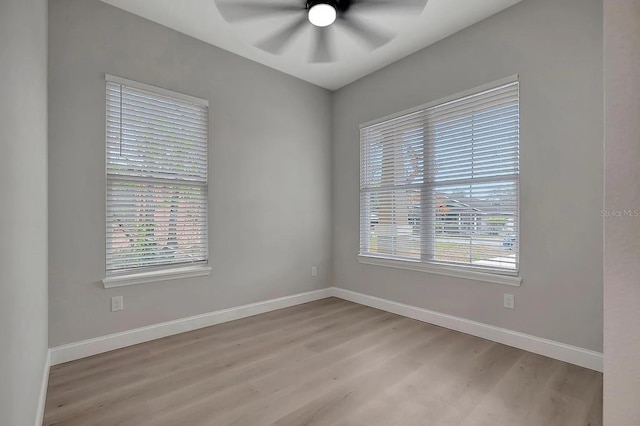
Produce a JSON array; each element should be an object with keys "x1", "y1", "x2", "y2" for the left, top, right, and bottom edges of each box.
[{"x1": 44, "y1": 298, "x2": 602, "y2": 426}]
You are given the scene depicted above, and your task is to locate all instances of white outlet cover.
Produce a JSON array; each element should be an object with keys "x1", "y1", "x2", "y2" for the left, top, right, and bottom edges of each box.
[
  {"x1": 503, "y1": 294, "x2": 515, "y2": 309},
  {"x1": 311, "y1": 266, "x2": 318, "y2": 277},
  {"x1": 111, "y1": 296, "x2": 124, "y2": 312}
]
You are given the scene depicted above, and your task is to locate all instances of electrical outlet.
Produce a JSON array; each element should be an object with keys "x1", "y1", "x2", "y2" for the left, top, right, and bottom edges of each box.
[
  {"x1": 311, "y1": 266, "x2": 318, "y2": 277},
  {"x1": 503, "y1": 294, "x2": 515, "y2": 309},
  {"x1": 111, "y1": 296, "x2": 124, "y2": 312}
]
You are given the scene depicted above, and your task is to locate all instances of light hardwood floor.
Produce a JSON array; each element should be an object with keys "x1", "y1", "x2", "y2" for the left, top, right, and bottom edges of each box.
[{"x1": 44, "y1": 298, "x2": 602, "y2": 426}]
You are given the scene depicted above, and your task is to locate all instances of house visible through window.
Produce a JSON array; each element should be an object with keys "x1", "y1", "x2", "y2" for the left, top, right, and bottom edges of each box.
[
  {"x1": 360, "y1": 78, "x2": 519, "y2": 274},
  {"x1": 105, "y1": 75, "x2": 209, "y2": 274}
]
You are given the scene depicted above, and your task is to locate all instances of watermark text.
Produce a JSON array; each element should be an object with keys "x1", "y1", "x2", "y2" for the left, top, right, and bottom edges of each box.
[{"x1": 602, "y1": 209, "x2": 640, "y2": 217}]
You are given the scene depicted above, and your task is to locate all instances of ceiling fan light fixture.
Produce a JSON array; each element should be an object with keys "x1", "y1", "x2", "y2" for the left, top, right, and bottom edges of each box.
[{"x1": 308, "y1": 1, "x2": 337, "y2": 27}]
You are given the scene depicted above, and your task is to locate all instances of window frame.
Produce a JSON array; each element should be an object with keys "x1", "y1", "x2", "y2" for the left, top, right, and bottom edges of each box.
[
  {"x1": 102, "y1": 74, "x2": 211, "y2": 288},
  {"x1": 358, "y1": 76, "x2": 522, "y2": 286}
]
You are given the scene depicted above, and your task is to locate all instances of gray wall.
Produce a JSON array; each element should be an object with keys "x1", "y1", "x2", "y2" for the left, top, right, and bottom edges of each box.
[
  {"x1": 48, "y1": 0, "x2": 332, "y2": 347},
  {"x1": 332, "y1": 0, "x2": 603, "y2": 351},
  {"x1": 0, "y1": 0, "x2": 49, "y2": 424},
  {"x1": 604, "y1": 1, "x2": 640, "y2": 423}
]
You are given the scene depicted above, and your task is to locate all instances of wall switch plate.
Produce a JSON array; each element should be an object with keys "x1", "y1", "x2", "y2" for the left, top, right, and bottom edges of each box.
[
  {"x1": 311, "y1": 266, "x2": 318, "y2": 277},
  {"x1": 111, "y1": 296, "x2": 124, "y2": 312},
  {"x1": 503, "y1": 294, "x2": 515, "y2": 309}
]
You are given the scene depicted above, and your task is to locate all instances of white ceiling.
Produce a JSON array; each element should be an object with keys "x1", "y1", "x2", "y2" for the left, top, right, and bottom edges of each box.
[{"x1": 99, "y1": 0, "x2": 522, "y2": 90}]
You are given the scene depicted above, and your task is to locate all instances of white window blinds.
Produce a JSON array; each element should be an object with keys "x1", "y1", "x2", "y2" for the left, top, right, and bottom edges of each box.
[
  {"x1": 106, "y1": 76, "x2": 209, "y2": 273},
  {"x1": 360, "y1": 79, "x2": 519, "y2": 274}
]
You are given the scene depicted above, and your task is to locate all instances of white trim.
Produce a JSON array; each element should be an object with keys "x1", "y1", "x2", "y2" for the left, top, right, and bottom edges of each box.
[
  {"x1": 330, "y1": 287, "x2": 603, "y2": 372},
  {"x1": 35, "y1": 349, "x2": 50, "y2": 426},
  {"x1": 49, "y1": 288, "x2": 332, "y2": 365},
  {"x1": 103, "y1": 264, "x2": 212, "y2": 288},
  {"x1": 358, "y1": 255, "x2": 522, "y2": 287},
  {"x1": 47, "y1": 285, "x2": 602, "y2": 373},
  {"x1": 360, "y1": 74, "x2": 519, "y2": 129},
  {"x1": 104, "y1": 74, "x2": 209, "y2": 107}
]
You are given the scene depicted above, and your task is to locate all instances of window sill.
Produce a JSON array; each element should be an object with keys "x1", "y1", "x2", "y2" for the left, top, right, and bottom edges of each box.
[
  {"x1": 102, "y1": 264, "x2": 211, "y2": 288},
  {"x1": 357, "y1": 255, "x2": 522, "y2": 287}
]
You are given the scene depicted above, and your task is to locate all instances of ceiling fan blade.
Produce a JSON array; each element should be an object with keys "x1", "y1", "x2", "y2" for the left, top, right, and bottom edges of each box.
[
  {"x1": 310, "y1": 27, "x2": 333, "y2": 63},
  {"x1": 256, "y1": 15, "x2": 308, "y2": 54},
  {"x1": 337, "y1": 15, "x2": 393, "y2": 49},
  {"x1": 216, "y1": 1, "x2": 305, "y2": 22},
  {"x1": 350, "y1": 0, "x2": 428, "y2": 13}
]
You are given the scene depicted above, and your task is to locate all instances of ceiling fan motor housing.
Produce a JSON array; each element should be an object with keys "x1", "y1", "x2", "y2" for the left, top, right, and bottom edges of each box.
[{"x1": 307, "y1": 0, "x2": 350, "y2": 13}]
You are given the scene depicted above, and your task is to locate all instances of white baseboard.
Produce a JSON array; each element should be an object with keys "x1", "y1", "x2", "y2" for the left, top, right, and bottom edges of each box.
[
  {"x1": 48, "y1": 286, "x2": 602, "y2": 373},
  {"x1": 330, "y1": 287, "x2": 603, "y2": 372},
  {"x1": 49, "y1": 288, "x2": 332, "y2": 366},
  {"x1": 35, "y1": 349, "x2": 50, "y2": 426}
]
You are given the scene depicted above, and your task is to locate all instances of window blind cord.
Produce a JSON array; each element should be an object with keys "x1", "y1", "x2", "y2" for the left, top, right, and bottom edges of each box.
[{"x1": 119, "y1": 85, "x2": 123, "y2": 157}]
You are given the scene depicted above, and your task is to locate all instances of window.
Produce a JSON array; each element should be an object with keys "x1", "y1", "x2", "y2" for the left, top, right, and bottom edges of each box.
[
  {"x1": 360, "y1": 78, "x2": 519, "y2": 279},
  {"x1": 105, "y1": 75, "x2": 209, "y2": 282}
]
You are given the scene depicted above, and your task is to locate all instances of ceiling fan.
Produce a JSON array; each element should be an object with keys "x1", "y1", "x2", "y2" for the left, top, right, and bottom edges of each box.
[{"x1": 215, "y1": 0, "x2": 428, "y2": 63}]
